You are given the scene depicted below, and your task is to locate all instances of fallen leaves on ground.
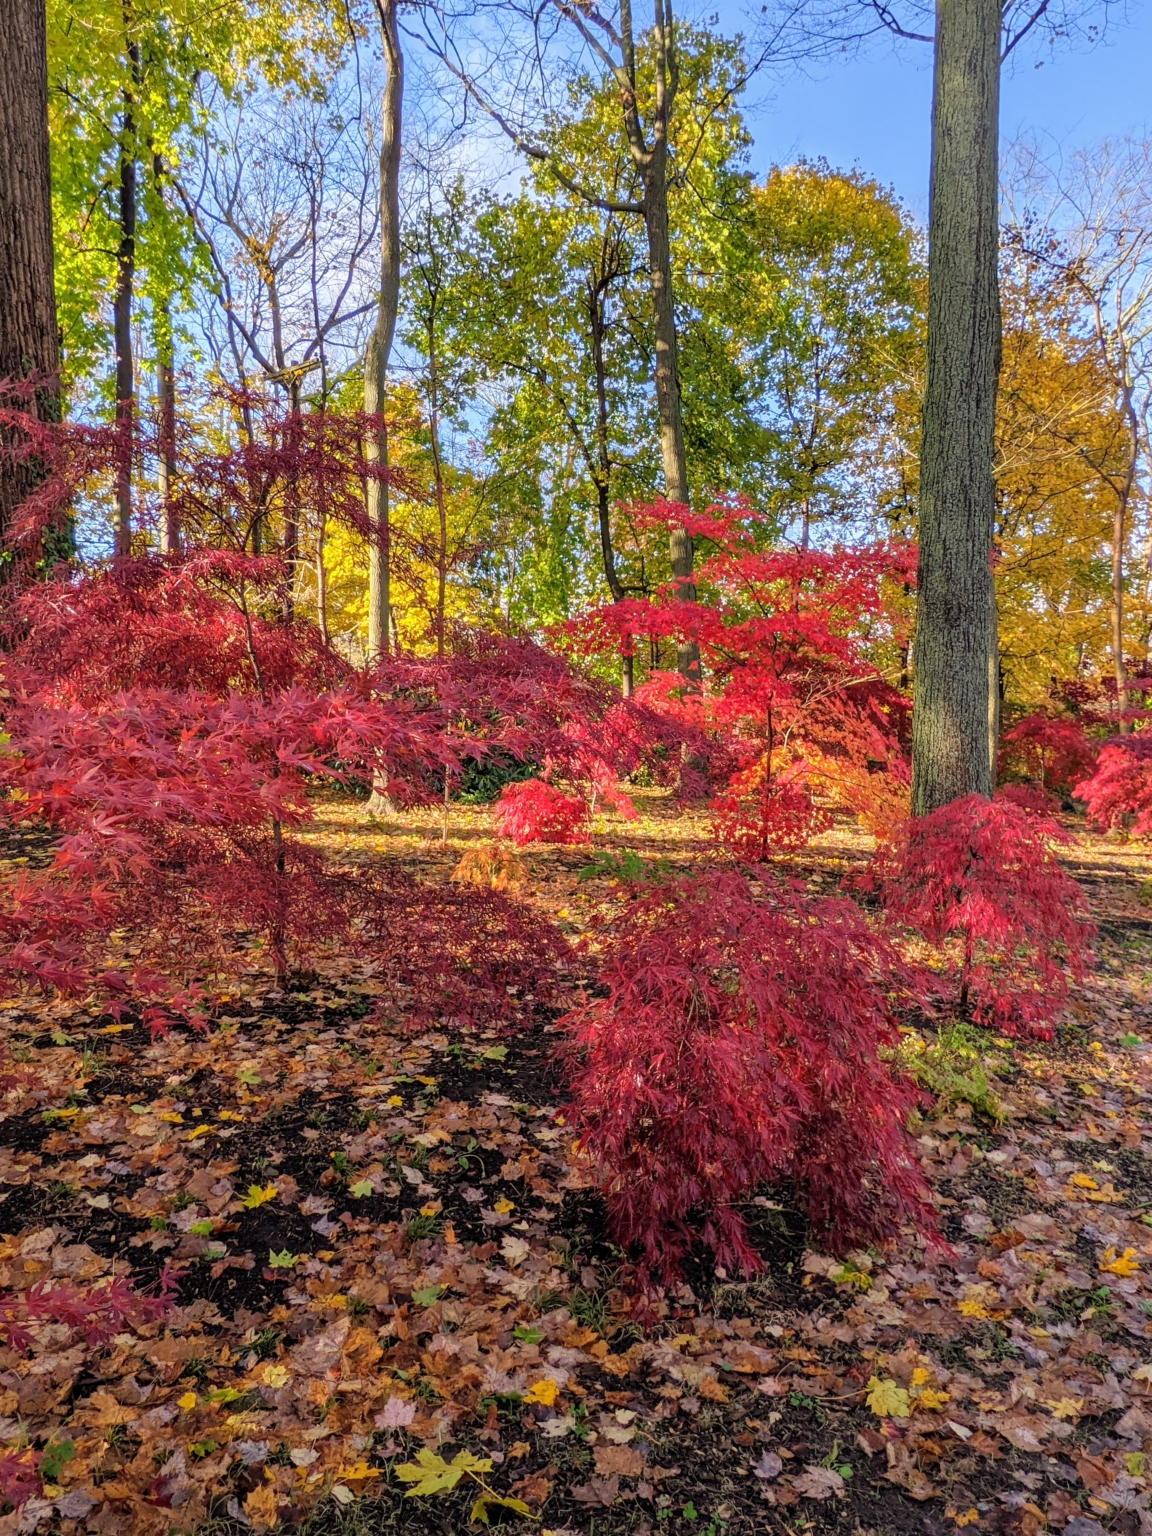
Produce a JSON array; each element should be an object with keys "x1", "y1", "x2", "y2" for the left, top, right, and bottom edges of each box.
[{"x1": 0, "y1": 802, "x2": 1149, "y2": 1534}]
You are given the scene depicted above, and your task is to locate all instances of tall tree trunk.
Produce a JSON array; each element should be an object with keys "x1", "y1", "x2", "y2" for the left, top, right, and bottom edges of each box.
[
  {"x1": 364, "y1": 0, "x2": 403, "y2": 661},
  {"x1": 620, "y1": 0, "x2": 697, "y2": 681},
  {"x1": 282, "y1": 374, "x2": 301, "y2": 622},
  {"x1": 316, "y1": 512, "x2": 329, "y2": 646},
  {"x1": 0, "y1": 0, "x2": 60, "y2": 559},
  {"x1": 426, "y1": 316, "x2": 448, "y2": 660},
  {"x1": 588, "y1": 268, "x2": 633, "y2": 696},
  {"x1": 156, "y1": 299, "x2": 178, "y2": 554},
  {"x1": 910, "y1": 0, "x2": 1002, "y2": 815},
  {"x1": 112, "y1": 36, "x2": 140, "y2": 558},
  {"x1": 1111, "y1": 386, "x2": 1139, "y2": 732}
]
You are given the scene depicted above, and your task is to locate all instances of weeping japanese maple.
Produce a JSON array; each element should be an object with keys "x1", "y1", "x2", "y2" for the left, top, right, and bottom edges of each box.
[
  {"x1": 561, "y1": 867, "x2": 935, "y2": 1290},
  {"x1": 860, "y1": 795, "x2": 1095, "y2": 1039}
]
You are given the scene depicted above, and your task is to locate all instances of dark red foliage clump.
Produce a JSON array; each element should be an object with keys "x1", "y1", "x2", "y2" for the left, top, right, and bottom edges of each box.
[
  {"x1": 1075, "y1": 733, "x2": 1152, "y2": 835},
  {"x1": 560, "y1": 868, "x2": 934, "y2": 1291},
  {"x1": 999, "y1": 711, "x2": 1098, "y2": 797},
  {"x1": 860, "y1": 795, "x2": 1095, "y2": 1039},
  {"x1": 492, "y1": 778, "x2": 589, "y2": 846},
  {"x1": 353, "y1": 871, "x2": 574, "y2": 1033}
]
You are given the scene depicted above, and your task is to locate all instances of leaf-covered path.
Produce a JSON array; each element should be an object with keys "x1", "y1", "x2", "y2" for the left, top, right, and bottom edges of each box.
[{"x1": 0, "y1": 797, "x2": 1151, "y2": 1536}]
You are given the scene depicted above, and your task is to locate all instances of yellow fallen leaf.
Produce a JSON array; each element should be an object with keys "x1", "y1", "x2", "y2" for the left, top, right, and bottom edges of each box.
[
  {"x1": 243, "y1": 1483, "x2": 279, "y2": 1530},
  {"x1": 260, "y1": 1364, "x2": 289, "y2": 1388},
  {"x1": 158, "y1": 1112, "x2": 184, "y2": 1123},
  {"x1": 957, "y1": 1299, "x2": 990, "y2": 1319},
  {"x1": 386, "y1": 1095, "x2": 402, "y2": 1107},
  {"x1": 185, "y1": 1124, "x2": 213, "y2": 1140},
  {"x1": 866, "y1": 1376, "x2": 910, "y2": 1418},
  {"x1": 336, "y1": 1464, "x2": 381, "y2": 1481},
  {"x1": 1045, "y1": 1397, "x2": 1084, "y2": 1421},
  {"x1": 241, "y1": 1184, "x2": 279, "y2": 1209},
  {"x1": 916, "y1": 1388, "x2": 950, "y2": 1411},
  {"x1": 524, "y1": 1379, "x2": 559, "y2": 1407},
  {"x1": 177, "y1": 1392, "x2": 197, "y2": 1411},
  {"x1": 493, "y1": 1198, "x2": 515, "y2": 1215},
  {"x1": 217, "y1": 1110, "x2": 244, "y2": 1122},
  {"x1": 910, "y1": 1367, "x2": 931, "y2": 1388},
  {"x1": 1069, "y1": 1173, "x2": 1098, "y2": 1190},
  {"x1": 1100, "y1": 1246, "x2": 1140, "y2": 1277}
]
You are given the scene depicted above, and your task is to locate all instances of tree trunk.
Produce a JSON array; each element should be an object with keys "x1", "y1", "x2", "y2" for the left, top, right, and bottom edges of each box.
[
  {"x1": 910, "y1": 0, "x2": 1002, "y2": 815},
  {"x1": 588, "y1": 269, "x2": 632, "y2": 696},
  {"x1": 316, "y1": 512, "x2": 329, "y2": 646},
  {"x1": 624, "y1": 0, "x2": 697, "y2": 682},
  {"x1": 364, "y1": 0, "x2": 403, "y2": 662},
  {"x1": 112, "y1": 34, "x2": 140, "y2": 557},
  {"x1": 426, "y1": 316, "x2": 448, "y2": 659},
  {"x1": 0, "y1": 0, "x2": 60, "y2": 560},
  {"x1": 156, "y1": 299, "x2": 178, "y2": 554}
]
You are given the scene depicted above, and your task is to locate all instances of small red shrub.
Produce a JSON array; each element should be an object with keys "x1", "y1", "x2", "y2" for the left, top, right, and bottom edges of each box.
[
  {"x1": 560, "y1": 868, "x2": 934, "y2": 1290},
  {"x1": 708, "y1": 758, "x2": 831, "y2": 857},
  {"x1": 861, "y1": 795, "x2": 1094, "y2": 1039},
  {"x1": 353, "y1": 871, "x2": 574, "y2": 1033},
  {"x1": 1074, "y1": 733, "x2": 1152, "y2": 834},
  {"x1": 999, "y1": 712, "x2": 1097, "y2": 795},
  {"x1": 493, "y1": 779, "x2": 589, "y2": 846}
]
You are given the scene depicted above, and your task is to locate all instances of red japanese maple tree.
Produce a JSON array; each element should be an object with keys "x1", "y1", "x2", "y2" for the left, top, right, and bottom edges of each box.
[
  {"x1": 561, "y1": 866, "x2": 935, "y2": 1290},
  {"x1": 860, "y1": 795, "x2": 1095, "y2": 1038},
  {"x1": 571, "y1": 501, "x2": 915, "y2": 853}
]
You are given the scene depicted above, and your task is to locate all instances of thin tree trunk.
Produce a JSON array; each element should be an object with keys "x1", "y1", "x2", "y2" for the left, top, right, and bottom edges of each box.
[
  {"x1": 588, "y1": 268, "x2": 633, "y2": 696},
  {"x1": 282, "y1": 375, "x2": 301, "y2": 622},
  {"x1": 364, "y1": 0, "x2": 403, "y2": 662},
  {"x1": 0, "y1": 0, "x2": 60, "y2": 561},
  {"x1": 316, "y1": 512, "x2": 329, "y2": 646},
  {"x1": 1111, "y1": 388, "x2": 1139, "y2": 731},
  {"x1": 620, "y1": 0, "x2": 697, "y2": 682},
  {"x1": 1112, "y1": 489, "x2": 1129, "y2": 731},
  {"x1": 156, "y1": 301, "x2": 178, "y2": 554},
  {"x1": 112, "y1": 32, "x2": 140, "y2": 557},
  {"x1": 426, "y1": 316, "x2": 448, "y2": 659},
  {"x1": 910, "y1": 0, "x2": 1002, "y2": 815}
]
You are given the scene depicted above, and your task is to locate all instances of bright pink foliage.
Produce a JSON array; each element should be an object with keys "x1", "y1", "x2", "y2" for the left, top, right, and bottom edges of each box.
[
  {"x1": 561, "y1": 868, "x2": 935, "y2": 1290},
  {"x1": 571, "y1": 502, "x2": 914, "y2": 850},
  {"x1": 861, "y1": 795, "x2": 1095, "y2": 1039},
  {"x1": 1074, "y1": 734, "x2": 1152, "y2": 834},
  {"x1": 492, "y1": 779, "x2": 589, "y2": 846},
  {"x1": 0, "y1": 555, "x2": 572, "y2": 1029},
  {"x1": 999, "y1": 711, "x2": 1098, "y2": 795}
]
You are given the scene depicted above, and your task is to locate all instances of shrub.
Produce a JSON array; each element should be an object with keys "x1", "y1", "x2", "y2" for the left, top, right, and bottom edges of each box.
[
  {"x1": 999, "y1": 712, "x2": 1097, "y2": 796},
  {"x1": 861, "y1": 794, "x2": 1094, "y2": 1039},
  {"x1": 1074, "y1": 733, "x2": 1152, "y2": 834},
  {"x1": 493, "y1": 779, "x2": 589, "y2": 846},
  {"x1": 560, "y1": 868, "x2": 934, "y2": 1290},
  {"x1": 708, "y1": 758, "x2": 831, "y2": 858}
]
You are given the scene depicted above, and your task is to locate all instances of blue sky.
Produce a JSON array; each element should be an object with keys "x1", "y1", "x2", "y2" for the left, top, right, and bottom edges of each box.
[{"x1": 713, "y1": 4, "x2": 1151, "y2": 222}]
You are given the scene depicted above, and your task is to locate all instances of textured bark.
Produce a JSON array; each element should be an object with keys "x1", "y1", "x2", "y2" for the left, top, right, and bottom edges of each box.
[
  {"x1": 0, "y1": 0, "x2": 60, "y2": 550},
  {"x1": 112, "y1": 35, "x2": 140, "y2": 557},
  {"x1": 156, "y1": 300, "x2": 178, "y2": 555},
  {"x1": 911, "y1": 0, "x2": 1002, "y2": 815},
  {"x1": 587, "y1": 259, "x2": 633, "y2": 696},
  {"x1": 364, "y1": 0, "x2": 403, "y2": 662},
  {"x1": 612, "y1": 0, "x2": 697, "y2": 681}
]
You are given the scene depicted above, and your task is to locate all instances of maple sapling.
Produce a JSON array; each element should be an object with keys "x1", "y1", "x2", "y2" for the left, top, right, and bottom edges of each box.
[
  {"x1": 561, "y1": 867, "x2": 934, "y2": 1291},
  {"x1": 861, "y1": 794, "x2": 1094, "y2": 1038}
]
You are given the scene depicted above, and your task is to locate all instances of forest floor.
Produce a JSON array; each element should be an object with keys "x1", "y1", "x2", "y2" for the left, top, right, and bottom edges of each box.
[{"x1": 0, "y1": 792, "x2": 1151, "y2": 1536}]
